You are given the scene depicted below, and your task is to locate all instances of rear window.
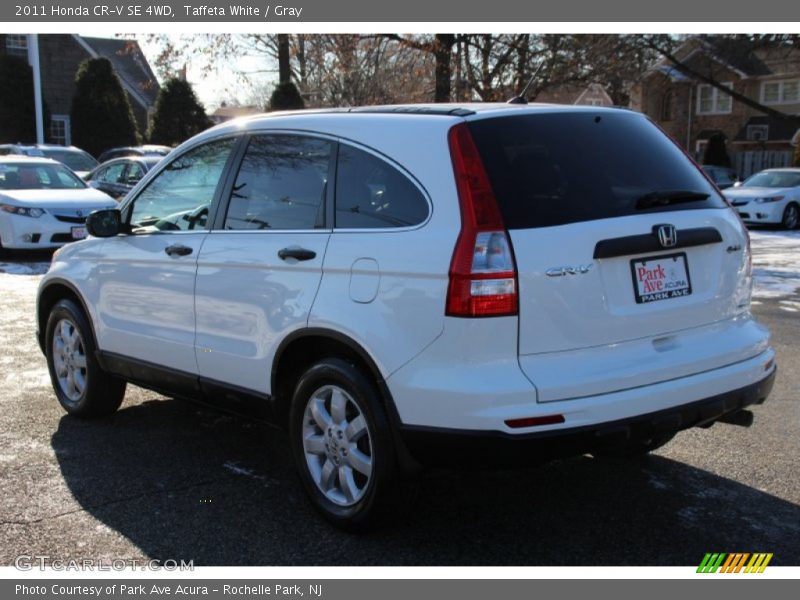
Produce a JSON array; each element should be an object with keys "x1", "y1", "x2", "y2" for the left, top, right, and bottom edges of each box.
[
  {"x1": 468, "y1": 111, "x2": 726, "y2": 229},
  {"x1": 41, "y1": 149, "x2": 98, "y2": 172}
]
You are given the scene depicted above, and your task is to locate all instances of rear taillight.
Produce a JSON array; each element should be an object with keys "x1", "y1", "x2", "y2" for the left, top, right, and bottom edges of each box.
[
  {"x1": 738, "y1": 224, "x2": 753, "y2": 311},
  {"x1": 446, "y1": 123, "x2": 518, "y2": 317}
]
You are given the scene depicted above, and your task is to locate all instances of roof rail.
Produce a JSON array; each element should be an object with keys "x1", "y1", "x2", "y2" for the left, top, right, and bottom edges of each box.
[{"x1": 348, "y1": 106, "x2": 476, "y2": 117}]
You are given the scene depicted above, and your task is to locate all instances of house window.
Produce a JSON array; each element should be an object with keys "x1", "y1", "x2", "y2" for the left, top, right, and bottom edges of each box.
[
  {"x1": 747, "y1": 125, "x2": 769, "y2": 142},
  {"x1": 661, "y1": 91, "x2": 674, "y2": 121},
  {"x1": 697, "y1": 83, "x2": 733, "y2": 114},
  {"x1": 49, "y1": 116, "x2": 71, "y2": 146},
  {"x1": 5, "y1": 35, "x2": 28, "y2": 58},
  {"x1": 762, "y1": 79, "x2": 800, "y2": 104}
]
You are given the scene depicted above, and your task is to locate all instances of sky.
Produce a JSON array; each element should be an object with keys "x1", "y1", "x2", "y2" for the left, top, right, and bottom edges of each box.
[{"x1": 81, "y1": 33, "x2": 276, "y2": 111}]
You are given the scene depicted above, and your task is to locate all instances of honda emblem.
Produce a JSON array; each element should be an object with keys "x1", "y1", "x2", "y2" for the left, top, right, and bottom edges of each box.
[{"x1": 655, "y1": 224, "x2": 677, "y2": 248}]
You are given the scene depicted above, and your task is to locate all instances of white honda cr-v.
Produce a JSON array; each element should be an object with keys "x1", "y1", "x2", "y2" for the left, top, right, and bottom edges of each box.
[{"x1": 37, "y1": 104, "x2": 776, "y2": 528}]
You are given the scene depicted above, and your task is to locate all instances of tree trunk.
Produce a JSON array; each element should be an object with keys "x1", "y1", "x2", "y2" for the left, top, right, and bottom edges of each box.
[
  {"x1": 278, "y1": 34, "x2": 291, "y2": 84},
  {"x1": 434, "y1": 34, "x2": 455, "y2": 102}
]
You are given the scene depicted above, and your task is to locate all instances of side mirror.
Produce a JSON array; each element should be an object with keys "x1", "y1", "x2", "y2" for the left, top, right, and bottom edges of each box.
[
  {"x1": 733, "y1": 181, "x2": 743, "y2": 187},
  {"x1": 86, "y1": 209, "x2": 122, "y2": 238}
]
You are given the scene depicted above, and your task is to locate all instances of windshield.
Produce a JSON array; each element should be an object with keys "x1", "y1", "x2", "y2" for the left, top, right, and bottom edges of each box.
[
  {"x1": 742, "y1": 171, "x2": 800, "y2": 189},
  {"x1": 0, "y1": 163, "x2": 87, "y2": 190},
  {"x1": 41, "y1": 149, "x2": 98, "y2": 172},
  {"x1": 468, "y1": 111, "x2": 725, "y2": 229}
]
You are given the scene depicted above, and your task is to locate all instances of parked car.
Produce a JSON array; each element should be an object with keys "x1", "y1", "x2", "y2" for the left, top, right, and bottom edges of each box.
[
  {"x1": 36, "y1": 104, "x2": 775, "y2": 528},
  {"x1": 723, "y1": 168, "x2": 800, "y2": 229},
  {"x1": 0, "y1": 156, "x2": 116, "y2": 251},
  {"x1": 702, "y1": 165, "x2": 738, "y2": 189},
  {"x1": 85, "y1": 156, "x2": 163, "y2": 200},
  {"x1": 97, "y1": 145, "x2": 172, "y2": 164},
  {"x1": 0, "y1": 144, "x2": 98, "y2": 179}
]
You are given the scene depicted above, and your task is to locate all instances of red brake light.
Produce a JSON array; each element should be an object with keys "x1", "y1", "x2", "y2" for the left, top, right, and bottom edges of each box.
[{"x1": 446, "y1": 123, "x2": 518, "y2": 317}]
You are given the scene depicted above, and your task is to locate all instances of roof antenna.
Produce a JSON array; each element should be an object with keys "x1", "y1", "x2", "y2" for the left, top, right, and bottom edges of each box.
[{"x1": 507, "y1": 62, "x2": 544, "y2": 105}]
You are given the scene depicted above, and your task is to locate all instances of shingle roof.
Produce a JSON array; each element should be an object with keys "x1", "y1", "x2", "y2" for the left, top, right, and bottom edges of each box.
[
  {"x1": 698, "y1": 36, "x2": 772, "y2": 76},
  {"x1": 733, "y1": 115, "x2": 800, "y2": 142},
  {"x1": 80, "y1": 37, "x2": 160, "y2": 108}
]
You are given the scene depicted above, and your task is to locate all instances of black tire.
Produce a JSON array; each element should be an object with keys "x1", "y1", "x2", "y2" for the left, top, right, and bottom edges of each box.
[
  {"x1": 781, "y1": 203, "x2": 799, "y2": 230},
  {"x1": 45, "y1": 299, "x2": 126, "y2": 417},
  {"x1": 592, "y1": 432, "x2": 676, "y2": 459},
  {"x1": 289, "y1": 357, "x2": 400, "y2": 530}
]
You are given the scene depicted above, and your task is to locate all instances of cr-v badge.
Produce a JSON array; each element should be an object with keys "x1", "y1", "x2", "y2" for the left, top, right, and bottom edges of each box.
[{"x1": 545, "y1": 264, "x2": 593, "y2": 277}]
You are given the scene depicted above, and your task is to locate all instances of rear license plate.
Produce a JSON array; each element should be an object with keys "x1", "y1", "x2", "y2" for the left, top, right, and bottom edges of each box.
[
  {"x1": 630, "y1": 253, "x2": 692, "y2": 304},
  {"x1": 71, "y1": 226, "x2": 87, "y2": 240}
]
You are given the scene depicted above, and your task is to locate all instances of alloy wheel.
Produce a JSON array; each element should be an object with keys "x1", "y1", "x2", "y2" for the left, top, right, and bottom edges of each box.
[
  {"x1": 52, "y1": 318, "x2": 87, "y2": 403},
  {"x1": 301, "y1": 385, "x2": 374, "y2": 506}
]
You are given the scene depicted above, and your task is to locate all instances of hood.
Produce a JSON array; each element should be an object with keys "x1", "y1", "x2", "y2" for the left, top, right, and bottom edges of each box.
[
  {"x1": 723, "y1": 186, "x2": 792, "y2": 199},
  {"x1": 0, "y1": 188, "x2": 116, "y2": 210}
]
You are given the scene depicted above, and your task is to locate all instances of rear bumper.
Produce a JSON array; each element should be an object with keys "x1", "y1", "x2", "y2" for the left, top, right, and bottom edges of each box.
[{"x1": 399, "y1": 366, "x2": 776, "y2": 467}]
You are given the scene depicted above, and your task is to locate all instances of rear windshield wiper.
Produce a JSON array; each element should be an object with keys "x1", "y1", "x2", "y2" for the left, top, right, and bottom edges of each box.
[{"x1": 635, "y1": 190, "x2": 710, "y2": 210}]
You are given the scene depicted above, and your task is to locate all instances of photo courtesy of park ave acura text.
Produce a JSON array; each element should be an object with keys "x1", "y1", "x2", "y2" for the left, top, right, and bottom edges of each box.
[{"x1": 0, "y1": 24, "x2": 799, "y2": 571}]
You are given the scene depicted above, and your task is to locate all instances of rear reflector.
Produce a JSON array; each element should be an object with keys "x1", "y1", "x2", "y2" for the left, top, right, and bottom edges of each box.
[
  {"x1": 446, "y1": 123, "x2": 518, "y2": 317},
  {"x1": 505, "y1": 414, "x2": 566, "y2": 429}
]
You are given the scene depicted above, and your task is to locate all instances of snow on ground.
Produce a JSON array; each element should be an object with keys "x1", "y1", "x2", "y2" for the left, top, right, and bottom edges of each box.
[
  {"x1": 0, "y1": 260, "x2": 49, "y2": 276},
  {"x1": 749, "y1": 230, "x2": 800, "y2": 302}
]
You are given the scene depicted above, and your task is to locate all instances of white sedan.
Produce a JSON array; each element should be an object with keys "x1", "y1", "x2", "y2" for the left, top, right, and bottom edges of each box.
[
  {"x1": 724, "y1": 168, "x2": 800, "y2": 229},
  {"x1": 0, "y1": 156, "x2": 116, "y2": 251}
]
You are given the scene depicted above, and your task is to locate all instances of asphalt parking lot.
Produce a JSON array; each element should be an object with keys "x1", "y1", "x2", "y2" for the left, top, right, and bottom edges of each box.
[{"x1": 0, "y1": 233, "x2": 799, "y2": 566}]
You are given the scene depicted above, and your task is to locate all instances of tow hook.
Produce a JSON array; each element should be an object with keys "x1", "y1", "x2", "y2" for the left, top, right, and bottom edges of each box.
[{"x1": 717, "y1": 409, "x2": 755, "y2": 428}]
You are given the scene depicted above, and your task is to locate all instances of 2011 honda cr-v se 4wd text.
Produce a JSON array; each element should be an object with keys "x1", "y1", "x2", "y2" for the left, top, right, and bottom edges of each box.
[{"x1": 37, "y1": 103, "x2": 776, "y2": 529}]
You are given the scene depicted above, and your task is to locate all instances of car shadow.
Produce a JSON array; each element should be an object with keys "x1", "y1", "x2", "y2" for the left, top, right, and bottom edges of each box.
[
  {"x1": 51, "y1": 395, "x2": 800, "y2": 566},
  {"x1": 0, "y1": 249, "x2": 53, "y2": 275}
]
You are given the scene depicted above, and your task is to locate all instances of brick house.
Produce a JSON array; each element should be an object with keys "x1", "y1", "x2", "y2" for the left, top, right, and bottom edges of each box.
[
  {"x1": 534, "y1": 82, "x2": 614, "y2": 107},
  {"x1": 631, "y1": 37, "x2": 800, "y2": 178},
  {"x1": 0, "y1": 34, "x2": 159, "y2": 147},
  {"x1": 209, "y1": 103, "x2": 263, "y2": 125}
]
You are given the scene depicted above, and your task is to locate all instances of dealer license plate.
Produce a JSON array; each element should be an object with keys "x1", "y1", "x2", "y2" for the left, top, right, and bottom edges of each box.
[
  {"x1": 71, "y1": 226, "x2": 87, "y2": 240},
  {"x1": 630, "y1": 253, "x2": 692, "y2": 304}
]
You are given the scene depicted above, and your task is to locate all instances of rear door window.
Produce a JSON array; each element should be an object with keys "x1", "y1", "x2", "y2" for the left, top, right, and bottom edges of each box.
[{"x1": 468, "y1": 111, "x2": 726, "y2": 229}]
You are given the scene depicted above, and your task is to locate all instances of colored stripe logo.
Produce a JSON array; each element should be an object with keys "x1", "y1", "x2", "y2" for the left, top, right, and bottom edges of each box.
[{"x1": 697, "y1": 553, "x2": 773, "y2": 573}]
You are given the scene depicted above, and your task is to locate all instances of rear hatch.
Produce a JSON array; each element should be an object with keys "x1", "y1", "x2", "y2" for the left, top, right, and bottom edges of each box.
[{"x1": 468, "y1": 110, "x2": 752, "y2": 399}]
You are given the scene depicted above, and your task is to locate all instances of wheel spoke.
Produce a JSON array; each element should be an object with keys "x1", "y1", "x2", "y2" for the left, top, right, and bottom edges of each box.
[
  {"x1": 345, "y1": 415, "x2": 367, "y2": 443},
  {"x1": 330, "y1": 388, "x2": 347, "y2": 424},
  {"x1": 338, "y1": 466, "x2": 358, "y2": 503},
  {"x1": 59, "y1": 321, "x2": 72, "y2": 348},
  {"x1": 72, "y1": 369, "x2": 86, "y2": 394},
  {"x1": 347, "y1": 447, "x2": 372, "y2": 477},
  {"x1": 310, "y1": 398, "x2": 332, "y2": 431},
  {"x1": 66, "y1": 369, "x2": 76, "y2": 396},
  {"x1": 304, "y1": 433, "x2": 326, "y2": 456},
  {"x1": 53, "y1": 354, "x2": 67, "y2": 377},
  {"x1": 72, "y1": 354, "x2": 87, "y2": 369},
  {"x1": 319, "y1": 458, "x2": 337, "y2": 491}
]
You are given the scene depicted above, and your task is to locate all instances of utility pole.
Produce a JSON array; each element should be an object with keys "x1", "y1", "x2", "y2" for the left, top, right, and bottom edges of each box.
[{"x1": 28, "y1": 34, "x2": 44, "y2": 144}]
